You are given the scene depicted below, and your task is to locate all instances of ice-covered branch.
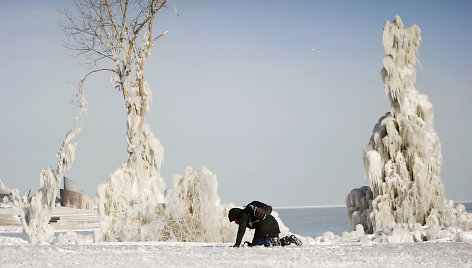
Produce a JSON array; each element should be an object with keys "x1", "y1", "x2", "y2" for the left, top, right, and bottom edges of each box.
[
  {"x1": 9, "y1": 129, "x2": 80, "y2": 244},
  {"x1": 74, "y1": 68, "x2": 120, "y2": 121}
]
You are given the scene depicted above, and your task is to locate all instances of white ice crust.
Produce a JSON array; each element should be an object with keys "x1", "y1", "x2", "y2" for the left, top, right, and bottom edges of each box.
[{"x1": 345, "y1": 15, "x2": 472, "y2": 243}]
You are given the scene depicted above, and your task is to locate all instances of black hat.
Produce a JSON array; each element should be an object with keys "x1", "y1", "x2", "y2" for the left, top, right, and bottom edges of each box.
[{"x1": 228, "y1": 208, "x2": 242, "y2": 222}]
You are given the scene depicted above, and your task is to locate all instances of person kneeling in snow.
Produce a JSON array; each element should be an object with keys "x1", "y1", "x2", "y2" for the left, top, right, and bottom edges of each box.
[
  {"x1": 228, "y1": 201, "x2": 302, "y2": 247},
  {"x1": 228, "y1": 206, "x2": 279, "y2": 247}
]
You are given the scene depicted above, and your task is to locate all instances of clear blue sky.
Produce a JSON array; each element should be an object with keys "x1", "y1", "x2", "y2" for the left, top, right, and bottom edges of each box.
[{"x1": 0, "y1": 1, "x2": 471, "y2": 207}]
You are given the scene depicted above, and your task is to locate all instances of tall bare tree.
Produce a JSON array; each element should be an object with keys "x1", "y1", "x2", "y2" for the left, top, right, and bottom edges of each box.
[
  {"x1": 63, "y1": 0, "x2": 168, "y2": 128},
  {"x1": 62, "y1": 0, "x2": 169, "y2": 241}
]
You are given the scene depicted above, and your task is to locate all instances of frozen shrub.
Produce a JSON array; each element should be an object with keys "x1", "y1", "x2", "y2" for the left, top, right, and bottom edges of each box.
[
  {"x1": 161, "y1": 167, "x2": 235, "y2": 242},
  {"x1": 3, "y1": 129, "x2": 80, "y2": 244}
]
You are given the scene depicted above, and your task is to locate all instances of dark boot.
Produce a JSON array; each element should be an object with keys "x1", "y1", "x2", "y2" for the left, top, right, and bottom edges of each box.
[
  {"x1": 288, "y1": 235, "x2": 302, "y2": 246},
  {"x1": 280, "y1": 236, "x2": 291, "y2": 246}
]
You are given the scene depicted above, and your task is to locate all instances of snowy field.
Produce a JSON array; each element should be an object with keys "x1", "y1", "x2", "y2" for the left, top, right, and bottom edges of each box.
[
  {"x1": 1, "y1": 207, "x2": 472, "y2": 267},
  {"x1": 0, "y1": 237, "x2": 471, "y2": 267}
]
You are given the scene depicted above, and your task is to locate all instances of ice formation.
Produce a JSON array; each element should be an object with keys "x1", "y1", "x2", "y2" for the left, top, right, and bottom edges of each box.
[
  {"x1": 4, "y1": 129, "x2": 80, "y2": 244},
  {"x1": 97, "y1": 165, "x2": 231, "y2": 242},
  {"x1": 346, "y1": 186, "x2": 373, "y2": 232},
  {"x1": 95, "y1": 119, "x2": 167, "y2": 241},
  {"x1": 346, "y1": 15, "x2": 472, "y2": 240},
  {"x1": 159, "y1": 167, "x2": 235, "y2": 242}
]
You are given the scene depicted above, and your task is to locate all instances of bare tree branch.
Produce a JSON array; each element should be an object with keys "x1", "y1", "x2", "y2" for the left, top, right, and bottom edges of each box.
[
  {"x1": 79, "y1": 68, "x2": 119, "y2": 85},
  {"x1": 104, "y1": 0, "x2": 122, "y2": 40},
  {"x1": 154, "y1": 30, "x2": 168, "y2": 41}
]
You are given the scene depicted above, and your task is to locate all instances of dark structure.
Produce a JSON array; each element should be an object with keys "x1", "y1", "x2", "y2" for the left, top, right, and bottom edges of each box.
[{"x1": 60, "y1": 177, "x2": 93, "y2": 210}]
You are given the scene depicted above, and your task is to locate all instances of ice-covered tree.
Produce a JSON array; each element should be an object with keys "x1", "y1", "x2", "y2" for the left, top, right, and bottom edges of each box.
[
  {"x1": 62, "y1": 0, "x2": 169, "y2": 241},
  {"x1": 347, "y1": 16, "x2": 471, "y2": 235}
]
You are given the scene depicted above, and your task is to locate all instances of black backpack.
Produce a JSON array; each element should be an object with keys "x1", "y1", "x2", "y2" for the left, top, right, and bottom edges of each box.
[{"x1": 244, "y1": 201, "x2": 272, "y2": 227}]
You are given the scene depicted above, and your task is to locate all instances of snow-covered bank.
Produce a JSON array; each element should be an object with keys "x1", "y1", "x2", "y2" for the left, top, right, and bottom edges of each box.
[{"x1": 0, "y1": 240, "x2": 471, "y2": 267}]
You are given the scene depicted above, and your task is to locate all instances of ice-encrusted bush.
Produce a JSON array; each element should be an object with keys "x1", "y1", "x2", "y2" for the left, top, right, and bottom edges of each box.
[
  {"x1": 96, "y1": 165, "x2": 256, "y2": 243},
  {"x1": 1, "y1": 129, "x2": 80, "y2": 244},
  {"x1": 346, "y1": 15, "x2": 472, "y2": 240},
  {"x1": 159, "y1": 167, "x2": 235, "y2": 242},
  {"x1": 159, "y1": 167, "x2": 292, "y2": 243}
]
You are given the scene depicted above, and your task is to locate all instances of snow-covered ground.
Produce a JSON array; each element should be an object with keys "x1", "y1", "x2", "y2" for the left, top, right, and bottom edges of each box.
[
  {"x1": 1, "y1": 207, "x2": 472, "y2": 267},
  {"x1": 0, "y1": 238, "x2": 471, "y2": 267}
]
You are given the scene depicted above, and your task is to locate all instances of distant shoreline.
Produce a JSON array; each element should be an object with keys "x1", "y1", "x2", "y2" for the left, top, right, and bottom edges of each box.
[
  {"x1": 274, "y1": 200, "x2": 472, "y2": 210},
  {"x1": 274, "y1": 204, "x2": 346, "y2": 209},
  {"x1": 456, "y1": 200, "x2": 472, "y2": 204}
]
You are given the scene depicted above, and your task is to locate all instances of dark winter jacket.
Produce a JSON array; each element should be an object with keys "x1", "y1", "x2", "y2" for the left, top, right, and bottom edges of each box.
[{"x1": 234, "y1": 210, "x2": 280, "y2": 247}]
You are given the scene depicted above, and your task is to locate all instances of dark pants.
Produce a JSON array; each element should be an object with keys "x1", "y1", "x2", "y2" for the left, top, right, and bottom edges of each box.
[{"x1": 251, "y1": 234, "x2": 279, "y2": 246}]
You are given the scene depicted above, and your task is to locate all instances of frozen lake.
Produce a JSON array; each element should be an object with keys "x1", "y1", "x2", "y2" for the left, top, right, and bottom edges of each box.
[
  {"x1": 277, "y1": 206, "x2": 350, "y2": 237},
  {"x1": 277, "y1": 202, "x2": 472, "y2": 237}
]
